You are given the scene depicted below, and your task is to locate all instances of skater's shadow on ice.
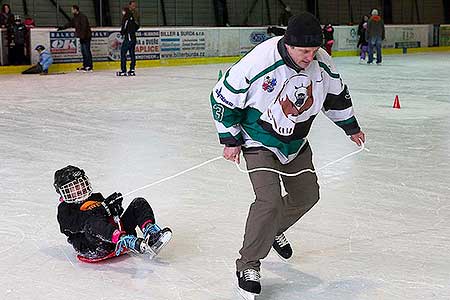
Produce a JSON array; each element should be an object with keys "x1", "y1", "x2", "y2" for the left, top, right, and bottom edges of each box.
[
  {"x1": 260, "y1": 261, "x2": 372, "y2": 300},
  {"x1": 259, "y1": 261, "x2": 321, "y2": 299}
]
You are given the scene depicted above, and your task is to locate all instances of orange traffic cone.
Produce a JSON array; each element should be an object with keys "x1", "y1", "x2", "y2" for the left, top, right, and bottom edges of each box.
[{"x1": 393, "y1": 95, "x2": 401, "y2": 109}]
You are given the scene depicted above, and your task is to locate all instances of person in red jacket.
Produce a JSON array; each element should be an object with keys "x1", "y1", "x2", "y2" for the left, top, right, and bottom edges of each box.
[
  {"x1": 366, "y1": 9, "x2": 385, "y2": 64},
  {"x1": 322, "y1": 23, "x2": 334, "y2": 56}
]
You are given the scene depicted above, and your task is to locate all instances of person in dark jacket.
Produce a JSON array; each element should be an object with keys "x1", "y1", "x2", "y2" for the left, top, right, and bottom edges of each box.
[
  {"x1": 1, "y1": 4, "x2": 15, "y2": 64},
  {"x1": 128, "y1": 1, "x2": 140, "y2": 27},
  {"x1": 59, "y1": 5, "x2": 93, "y2": 71},
  {"x1": 278, "y1": 6, "x2": 293, "y2": 26},
  {"x1": 357, "y1": 15, "x2": 369, "y2": 63},
  {"x1": 367, "y1": 9, "x2": 385, "y2": 64},
  {"x1": 10, "y1": 16, "x2": 27, "y2": 65},
  {"x1": 322, "y1": 23, "x2": 334, "y2": 56},
  {"x1": 22, "y1": 45, "x2": 53, "y2": 74},
  {"x1": 54, "y1": 165, "x2": 172, "y2": 260},
  {"x1": 0, "y1": 3, "x2": 14, "y2": 28},
  {"x1": 117, "y1": 7, "x2": 139, "y2": 76}
]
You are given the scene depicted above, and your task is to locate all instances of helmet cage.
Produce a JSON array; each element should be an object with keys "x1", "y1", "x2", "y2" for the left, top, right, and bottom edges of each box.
[{"x1": 58, "y1": 176, "x2": 93, "y2": 203}]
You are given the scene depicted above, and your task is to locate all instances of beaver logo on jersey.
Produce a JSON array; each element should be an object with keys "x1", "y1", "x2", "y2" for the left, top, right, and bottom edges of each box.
[{"x1": 260, "y1": 74, "x2": 314, "y2": 136}]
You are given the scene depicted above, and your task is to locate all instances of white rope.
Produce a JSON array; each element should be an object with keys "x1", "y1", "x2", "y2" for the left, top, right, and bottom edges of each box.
[
  {"x1": 122, "y1": 156, "x2": 224, "y2": 197},
  {"x1": 122, "y1": 143, "x2": 368, "y2": 198},
  {"x1": 234, "y1": 142, "x2": 368, "y2": 176}
]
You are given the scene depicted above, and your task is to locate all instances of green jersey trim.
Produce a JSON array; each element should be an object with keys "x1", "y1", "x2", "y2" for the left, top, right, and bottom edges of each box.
[
  {"x1": 318, "y1": 61, "x2": 340, "y2": 79},
  {"x1": 210, "y1": 93, "x2": 244, "y2": 128},
  {"x1": 334, "y1": 116, "x2": 356, "y2": 126},
  {"x1": 223, "y1": 60, "x2": 286, "y2": 94},
  {"x1": 219, "y1": 132, "x2": 243, "y2": 140}
]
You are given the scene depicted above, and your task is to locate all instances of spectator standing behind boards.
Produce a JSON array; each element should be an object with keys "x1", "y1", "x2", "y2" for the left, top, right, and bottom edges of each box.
[
  {"x1": 0, "y1": 4, "x2": 14, "y2": 28},
  {"x1": 23, "y1": 15, "x2": 36, "y2": 64},
  {"x1": 22, "y1": 45, "x2": 53, "y2": 74},
  {"x1": 357, "y1": 15, "x2": 369, "y2": 63},
  {"x1": 10, "y1": 16, "x2": 27, "y2": 65},
  {"x1": 366, "y1": 9, "x2": 385, "y2": 65},
  {"x1": 1, "y1": 4, "x2": 15, "y2": 65},
  {"x1": 116, "y1": 7, "x2": 139, "y2": 77},
  {"x1": 278, "y1": 6, "x2": 293, "y2": 26},
  {"x1": 24, "y1": 15, "x2": 36, "y2": 29},
  {"x1": 58, "y1": 5, "x2": 93, "y2": 72},
  {"x1": 322, "y1": 23, "x2": 334, "y2": 56}
]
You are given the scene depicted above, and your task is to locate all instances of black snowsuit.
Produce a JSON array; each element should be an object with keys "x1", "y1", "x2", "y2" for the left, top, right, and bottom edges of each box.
[{"x1": 57, "y1": 193, "x2": 155, "y2": 258}]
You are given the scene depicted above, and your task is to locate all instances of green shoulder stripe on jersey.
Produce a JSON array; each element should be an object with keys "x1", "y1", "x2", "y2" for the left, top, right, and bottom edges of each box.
[
  {"x1": 210, "y1": 93, "x2": 244, "y2": 128},
  {"x1": 223, "y1": 59, "x2": 285, "y2": 94},
  {"x1": 318, "y1": 61, "x2": 340, "y2": 79},
  {"x1": 334, "y1": 116, "x2": 356, "y2": 126},
  {"x1": 242, "y1": 108, "x2": 305, "y2": 157}
]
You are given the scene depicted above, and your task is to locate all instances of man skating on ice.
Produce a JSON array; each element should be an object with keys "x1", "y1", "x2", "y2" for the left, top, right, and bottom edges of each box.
[
  {"x1": 58, "y1": 5, "x2": 93, "y2": 72},
  {"x1": 54, "y1": 165, "x2": 172, "y2": 260},
  {"x1": 210, "y1": 12, "x2": 365, "y2": 297}
]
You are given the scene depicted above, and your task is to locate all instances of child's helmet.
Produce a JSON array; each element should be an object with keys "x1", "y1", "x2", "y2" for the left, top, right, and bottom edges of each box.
[{"x1": 54, "y1": 165, "x2": 92, "y2": 203}]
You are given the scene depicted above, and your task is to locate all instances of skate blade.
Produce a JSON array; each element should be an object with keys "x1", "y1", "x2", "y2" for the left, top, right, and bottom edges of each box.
[
  {"x1": 271, "y1": 249, "x2": 289, "y2": 262},
  {"x1": 144, "y1": 230, "x2": 173, "y2": 259},
  {"x1": 237, "y1": 287, "x2": 256, "y2": 300},
  {"x1": 151, "y1": 230, "x2": 172, "y2": 254}
]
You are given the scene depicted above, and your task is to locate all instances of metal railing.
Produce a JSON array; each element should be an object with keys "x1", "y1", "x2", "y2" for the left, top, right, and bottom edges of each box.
[{"x1": 0, "y1": 0, "x2": 445, "y2": 28}]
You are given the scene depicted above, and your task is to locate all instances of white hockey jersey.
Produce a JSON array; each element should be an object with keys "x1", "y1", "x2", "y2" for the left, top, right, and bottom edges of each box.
[{"x1": 211, "y1": 36, "x2": 360, "y2": 164}]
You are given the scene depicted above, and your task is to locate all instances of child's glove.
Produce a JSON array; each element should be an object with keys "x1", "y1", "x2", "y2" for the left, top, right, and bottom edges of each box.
[{"x1": 104, "y1": 192, "x2": 124, "y2": 217}]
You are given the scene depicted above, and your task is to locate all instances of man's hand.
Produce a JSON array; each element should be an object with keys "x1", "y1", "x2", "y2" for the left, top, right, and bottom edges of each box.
[
  {"x1": 223, "y1": 146, "x2": 242, "y2": 164},
  {"x1": 350, "y1": 130, "x2": 366, "y2": 146}
]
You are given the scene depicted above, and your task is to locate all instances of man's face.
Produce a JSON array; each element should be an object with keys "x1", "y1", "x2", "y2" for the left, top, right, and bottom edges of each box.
[
  {"x1": 286, "y1": 45, "x2": 320, "y2": 69},
  {"x1": 129, "y1": 2, "x2": 136, "y2": 10},
  {"x1": 71, "y1": 8, "x2": 78, "y2": 15}
]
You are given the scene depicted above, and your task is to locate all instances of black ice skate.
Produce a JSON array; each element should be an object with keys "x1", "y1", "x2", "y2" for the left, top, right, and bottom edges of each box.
[
  {"x1": 77, "y1": 66, "x2": 93, "y2": 72},
  {"x1": 236, "y1": 269, "x2": 261, "y2": 299},
  {"x1": 272, "y1": 233, "x2": 292, "y2": 260},
  {"x1": 143, "y1": 224, "x2": 172, "y2": 259},
  {"x1": 116, "y1": 71, "x2": 128, "y2": 76},
  {"x1": 127, "y1": 69, "x2": 135, "y2": 76}
]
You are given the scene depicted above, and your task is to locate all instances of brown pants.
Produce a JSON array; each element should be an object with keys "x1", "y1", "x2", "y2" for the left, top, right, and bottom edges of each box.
[{"x1": 236, "y1": 144, "x2": 320, "y2": 272}]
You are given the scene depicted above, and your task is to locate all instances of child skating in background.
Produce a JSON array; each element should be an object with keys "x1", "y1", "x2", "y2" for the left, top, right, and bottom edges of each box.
[
  {"x1": 54, "y1": 165, "x2": 172, "y2": 261},
  {"x1": 357, "y1": 15, "x2": 369, "y2": 63}
]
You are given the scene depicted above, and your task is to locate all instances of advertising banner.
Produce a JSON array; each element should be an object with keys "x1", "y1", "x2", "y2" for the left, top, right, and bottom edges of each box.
[
  {"x1": 50, "y1": 30, "x2": 160, "y2": 63},
  {"x1": 160, "y1": 29, "x2": 207, "y2": 59},
  {"x1": 384, "y1": 25, "x2": 430, "y2": 48},
  {"x1": 333, "y1": 26, "x2": 359, "y2": 51},
  {"x1": 239, "y1": 28, "x2": 271, "y2": 55}
]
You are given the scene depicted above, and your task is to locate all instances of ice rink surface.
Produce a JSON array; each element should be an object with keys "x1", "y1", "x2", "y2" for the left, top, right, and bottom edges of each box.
[{"x1": 1, "y1": 52, "x2": 449, "y2": 300}]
